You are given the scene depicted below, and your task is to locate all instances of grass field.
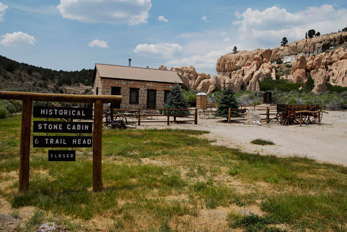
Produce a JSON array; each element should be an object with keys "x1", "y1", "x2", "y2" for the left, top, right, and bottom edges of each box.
[{"x1": 0, "y1": 115, "x2": 346, "y2": 231}]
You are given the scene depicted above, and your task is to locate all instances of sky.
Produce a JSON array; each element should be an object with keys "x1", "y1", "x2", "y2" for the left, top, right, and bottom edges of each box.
[{"x1": 0, "y1": 0, "x2": 346, "y2": 76}]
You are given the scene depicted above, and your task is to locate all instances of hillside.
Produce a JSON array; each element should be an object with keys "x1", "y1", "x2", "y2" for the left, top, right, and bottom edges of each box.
[{"x1": 0, "y1": 55, "x2": 93, "y2": 94}]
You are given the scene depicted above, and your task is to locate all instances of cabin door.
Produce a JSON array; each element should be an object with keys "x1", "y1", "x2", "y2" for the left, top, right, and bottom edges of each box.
[
  {"x1": 147, "y1": 90, "x2": 156, "y2": 109},
  {"x1": 111, "y1": 87, "x2": 121, "y2": 109}
]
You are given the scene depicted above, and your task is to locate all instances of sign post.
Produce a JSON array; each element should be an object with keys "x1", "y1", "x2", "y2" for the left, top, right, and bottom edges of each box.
[{"x1": 0, "y1": 91, "x2": 121, "y2": 193}]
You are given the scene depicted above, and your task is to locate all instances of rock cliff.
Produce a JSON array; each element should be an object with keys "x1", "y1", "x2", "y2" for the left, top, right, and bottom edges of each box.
[{"x1": 165, "y1": 31, "x2": 347, "y2": 94}]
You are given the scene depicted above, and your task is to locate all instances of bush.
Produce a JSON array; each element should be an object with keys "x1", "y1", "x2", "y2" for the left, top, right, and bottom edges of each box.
[
  {"x1": 164, "y1": 84, "x2": 189, "y2": 117},
  {"x1": 215, "y1": 88, "x2": 239, "y2": 119},
  {"x1": 260, "y1": 77, "x2": 301, "y2": 92},
  {"x1": 0, "y1": 106, "x2": 8, "y2": 119}
]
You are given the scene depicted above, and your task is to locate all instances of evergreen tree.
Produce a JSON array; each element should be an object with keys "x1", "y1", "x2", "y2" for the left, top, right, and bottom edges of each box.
[
  {"x1": 215, "y1": 88, "x2": 239, "y2": 119},
  {"x1": 164, "y1": 83, "x2": 189, "y2": 118},
  {"x1": 304, "y1": 74, "x2": 315, "y2": 92},
  {"x1": 308, "y1": 29, "x2": 316, "y2": 38},
  {"x1": 281, "y1": 37, "x2": 288, "y2": 46},
  {"x1": 233, "y1": 46, "x2": 238, "y2": 54}
]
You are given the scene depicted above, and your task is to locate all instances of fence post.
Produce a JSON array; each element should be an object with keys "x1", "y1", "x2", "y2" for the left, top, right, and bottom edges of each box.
[
  {"x1": 228, "y1": 108, "x2": 231, "y2": 124},
  {"x1": 300, "y1": 113, "x2": 302, "y2": 127},
  {"x1": 138, "y1": 109, "x2": 141, "y2": 126},
  {"x1": 194, "y1": 108, "x2": 198, "y2": 125},
  {"x1": 19, "y1": 97, "x2": 32, "y2": 193},
  {"x1": 167, "y1": 109, "x2": 170, "y2": 125},
  {"x1": 318, "y1": 111, "x2": 321, "y2": 125},
  {"x1": 93, "y1": 99, "x2": 103, "y2": 192},
  {"x1": 266, "y1": 107, "x2": 270, "y2": 124}
]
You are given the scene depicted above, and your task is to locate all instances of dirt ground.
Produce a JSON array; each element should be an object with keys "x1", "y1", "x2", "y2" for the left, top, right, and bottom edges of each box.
[{"x1": 141, "y1": 111, "x2": 347, "y2": 166}]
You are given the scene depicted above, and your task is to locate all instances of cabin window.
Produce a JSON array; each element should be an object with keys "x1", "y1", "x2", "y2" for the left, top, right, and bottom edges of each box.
[{"x1": 130, "y1": 88, "x2": 139, "y2": 104}]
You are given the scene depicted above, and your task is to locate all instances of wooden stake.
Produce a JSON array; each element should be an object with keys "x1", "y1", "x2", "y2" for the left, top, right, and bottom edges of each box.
[
  {"x1": 167, "y1": 109, "x2": 170, "y2": 125},
  {"x1": 93, "y1": 100, "x2": 103, "y2": 192},
  {"x1": 138, "y1": 109, "x2": 141, "y2": 126},
  {"x1": 19, "y1": 97, "x2": 32, "y2": 193},
  {"x1": 228, "y1": 108, "x2": 231, "y2": 124},
  {"x1": 300, "y1": 113, "x2": 302, "y2": 127},
  {"x1": 266, "y1": 107, "x2": 270, "y2": 124},
  {"x1": 194, "y1": 108, "x2": 198, "y2": 125}
]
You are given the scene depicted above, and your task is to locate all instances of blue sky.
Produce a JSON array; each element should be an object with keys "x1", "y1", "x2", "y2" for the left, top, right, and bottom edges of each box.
[{"x1": 0, "y1": 0, "x2": 346, "y2": 76}]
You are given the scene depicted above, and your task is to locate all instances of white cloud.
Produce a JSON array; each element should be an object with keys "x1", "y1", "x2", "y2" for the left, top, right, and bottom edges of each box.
[
  {"x1": 57, "y1": 0, "x2": 152, "y2": 25},
  {"x1": 158, "y1": 15, "x2": 168, "y2": 23},
  {"x1": 0, "y1": 32, "x2": 36, "y2": 47},
  {"x1": 134, "y1": 43, "x2": 182, "y2": 59},
  {"x1": 11, "y1": 4, "x2": 58, "y2": 15},
  {"x1": 223, "y1": 38, "x2": 230, "y2": 42},
  {"x1": 201, "y1": 16, "x2": 208, "y2": 22},
  {"x1": 0, "y1": 2, "x2": 8, "y2": 22},
  {"x1": 168, "y1": 46, "x2": 234, "y2": 70},
  {"x1": 89, "y1": 39, "x2": 109, "y2": 48},
  {"x1": 234, "y1": 4, "x2": 347, "y2": 48}
]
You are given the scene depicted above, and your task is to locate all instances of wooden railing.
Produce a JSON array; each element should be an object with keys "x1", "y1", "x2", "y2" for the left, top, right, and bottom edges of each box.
[{"x1": 109, "y1": 108, "x2": 198, "y2": 126}]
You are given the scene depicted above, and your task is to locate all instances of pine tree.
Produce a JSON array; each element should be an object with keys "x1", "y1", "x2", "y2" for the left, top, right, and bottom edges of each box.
[
  {"x1": 164, "y1": 83, "x2": 189, "y2": 118},
  {"x1": 215, "y1": 88, "x2": 239, "y2": 119}
]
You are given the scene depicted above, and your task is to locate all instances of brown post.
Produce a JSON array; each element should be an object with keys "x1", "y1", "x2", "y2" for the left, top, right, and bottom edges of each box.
[
  {"x1": 266, "y1": 107, "x2": 270, "y2": 124},
  {"x1": 93, "y1": 100, "x2": 103, "y2": 192},
  {"x1": 300, "y1": 113, "x2": 302, "y2": 127},
  {"x1": 19, "y1": 97, "x2": 32, "y2": 193},
  {"x1": 167, "y1": 109, "x2": 170, "y2": 125},
  {"x1": 228, "y1": 108, "x2": 231, "y2": 124},
  {"x1": 318, "y1": 111, "x2": 321, "y2": 125},
  {"x1": 138, "y1": 109, "x2": 141, "y2": 126},
  {"x1": 194, "y1": 108, "x2": 198, "y2": 125}
]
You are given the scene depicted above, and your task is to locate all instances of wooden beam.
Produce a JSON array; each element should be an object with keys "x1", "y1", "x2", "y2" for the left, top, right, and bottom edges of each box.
[
  {"x1": 0, "y1": 91, "x2": 121, "y2": 104},
  {"x1": 19, "y1": 97, "x2": 32, "y2": 193},
  {"x1": 93, "y1": 100, "x2": 103, "y2": 192}
]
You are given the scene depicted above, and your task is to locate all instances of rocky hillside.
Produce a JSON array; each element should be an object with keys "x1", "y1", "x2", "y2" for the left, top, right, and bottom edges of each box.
[
  {"x1": 0, "y1": 55, "x2": 93, "y2": 94},
  {"x1": 167, "y1": 31, "x2": 347, "y2": 94}
]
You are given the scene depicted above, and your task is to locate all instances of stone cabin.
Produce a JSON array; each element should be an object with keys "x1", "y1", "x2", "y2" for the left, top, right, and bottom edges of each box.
[{"x1": 93, "y1": 63, "x2": 183, "y2": 109}]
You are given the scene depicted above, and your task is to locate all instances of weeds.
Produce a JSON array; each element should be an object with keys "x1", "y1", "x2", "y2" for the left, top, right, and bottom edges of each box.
[{"x1": 251, "y1": 139, "x2": 275, "y2": 146}]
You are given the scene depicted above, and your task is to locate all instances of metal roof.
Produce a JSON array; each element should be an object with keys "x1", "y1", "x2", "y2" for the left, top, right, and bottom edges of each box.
[{"x1": 95, "y1": 63, "x2": 182, "y2": 84}]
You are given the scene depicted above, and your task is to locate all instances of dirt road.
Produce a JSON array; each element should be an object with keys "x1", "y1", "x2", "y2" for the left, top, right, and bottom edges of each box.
[{"x1": 142, "y1": 111, "x2": 347, "y2": 166}]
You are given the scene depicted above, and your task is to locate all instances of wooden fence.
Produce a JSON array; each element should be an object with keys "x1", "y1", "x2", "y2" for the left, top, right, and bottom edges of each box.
[{"x1": 108, "y1": 108, "x2": 198, "y2": 126}]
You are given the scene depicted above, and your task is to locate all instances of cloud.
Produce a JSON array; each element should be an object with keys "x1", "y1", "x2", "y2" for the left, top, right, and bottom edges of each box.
[
  {"x1": 89, "y1": 39, "x2": 109, "y2": 48},
  {"x1": 0, "y1": 2, "x2": 8, "y2": 22},
  {"x1": 158, "y1": 15, "x2": 168, "y2": 23},
  {"x1": 0, "y1": 32, "x2": 36, "y2": 47},
  {"x1": 201, "y1": 16, "x2": 208, "y2": 22},
  {"x1": 168, "y1": 46, "x2": 234, "y2": 70},
  {"x1": 134, "y1": 43, "x2": 182, "y2": 59},
  {"x1": 10, "y1": 4, "x2": 58, "y2": 15},
  {"x1": 57, "y1": 0, "x2": 152, "y2": 25},
  {"x1": 234, "y1": 4, "x2": 347, "y2": 48}
]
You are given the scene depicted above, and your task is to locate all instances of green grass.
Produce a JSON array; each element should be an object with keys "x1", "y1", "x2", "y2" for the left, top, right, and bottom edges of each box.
[
  {"x1": 251, "y1": 139, "x2": 275, "y2": 146},
  {"x1": 0, "y1": 115, "x2": 346, "y2": 231}
]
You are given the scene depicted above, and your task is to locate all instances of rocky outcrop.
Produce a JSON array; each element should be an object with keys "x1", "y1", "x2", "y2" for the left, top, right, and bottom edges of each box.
[
  {"x1": 165, "y1": 32, "x2": 347, "y2": 94},
  {"x1": 214, "y1": 31, "x2": 347, "y2": 93}
]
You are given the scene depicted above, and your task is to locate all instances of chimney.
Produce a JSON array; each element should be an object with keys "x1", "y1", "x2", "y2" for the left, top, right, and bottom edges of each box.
[{"x1": 128, "y1": 58, "x2": 131, "y2": 67}]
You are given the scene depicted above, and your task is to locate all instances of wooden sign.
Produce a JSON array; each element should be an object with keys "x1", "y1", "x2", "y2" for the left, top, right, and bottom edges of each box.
[
  {"x1": 33, "y1": 121, "x2": 93, "y2": 133},
  {"x1": 33, "y1": 136, "x2": 92, "y2": 147},
  {"x1": 33, "y1": 106, "x2": 92, "y2": 119},
  {"x1": 48, "y1": 150, "x2": 75, "y2": 161}
]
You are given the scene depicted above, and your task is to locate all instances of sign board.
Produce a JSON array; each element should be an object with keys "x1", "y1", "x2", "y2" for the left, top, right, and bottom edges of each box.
[
  {"x1": 33, "y1": 121, "x2": 93, "y2": 133},
  {"x1": 33, "y1": 136, "x2": 93, "y2": 147},
  {"x1": 48, "y1": 150, "x2": 75, "y2": 161},
  {"x1": 33, "y1": 106, "x2": 92, "y2": 119}
]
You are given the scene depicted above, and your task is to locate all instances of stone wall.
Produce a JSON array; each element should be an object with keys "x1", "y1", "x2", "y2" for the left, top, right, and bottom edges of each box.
[{"x1": 96, "y1": 77, "x2": 174, "y2": 109}]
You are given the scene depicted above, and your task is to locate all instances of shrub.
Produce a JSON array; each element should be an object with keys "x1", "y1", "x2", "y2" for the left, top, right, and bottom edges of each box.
[
  {"x1": 260, "y1": 77, "x2": 301, "y2": 92},
  {"x1": 0, "y1": 106, "x2": 8, "y2": 119},
  {"x1": 215, "y1": 88, "x2": 239, "y2": 119},
  {"x1": 164, "y1": 84, "x2": 189, "y2": 117}
]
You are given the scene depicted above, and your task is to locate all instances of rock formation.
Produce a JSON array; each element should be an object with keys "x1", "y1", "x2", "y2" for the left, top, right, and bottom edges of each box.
[{"x1": 165, "y1": 31, "x2": 347, "y2": 94}]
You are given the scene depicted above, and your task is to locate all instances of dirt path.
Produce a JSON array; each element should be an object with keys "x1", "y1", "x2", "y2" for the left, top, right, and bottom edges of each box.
[{"x1": 141, "y1": 111, "x2": 347, "y2": 166}]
